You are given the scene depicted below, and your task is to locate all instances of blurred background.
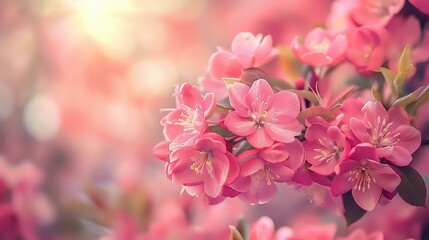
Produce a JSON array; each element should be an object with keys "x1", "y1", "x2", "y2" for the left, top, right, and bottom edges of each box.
[{"x1": 1, "y1": 0, "x2": 429, "y2": 239}]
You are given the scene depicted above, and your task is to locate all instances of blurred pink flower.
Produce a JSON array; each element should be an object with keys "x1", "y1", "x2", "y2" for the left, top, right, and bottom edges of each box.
[
  {"x1": 224, "y1": 79, "x2": 301, "y2": 148},
  {"x1": 292, "y1": 27, "x2": 348, "y2": 66},
  {"x1": 238, "y1": 140, "x2": 304, "y2": 204},
  {"x1": 168, "y1": 133, "x2": 239, "y2": 198},
  {"x1": 346, "y1": 27, "x2": 388, "y2": 74},
  {"x1": 162, "y1": 82, "x2": 215, "y2": 151},
  {"x1": 348, "y1": 101, "x2": 421, "y2": 166},
  {"x1": 303, "y1": 121, "x2": 350, "y2": 175},
  {"x1": 199, "y1": 32, "x2": 277, "y2": 100},
  {"x1": 350, "y1": 0, "x2": 405, "y2": 27},
  {"x1": 336, "y1": 229, "x2": 383, "y2": 240},
  {"x1": 331, "y1": 144, "x2": 400, "y2": 211}
]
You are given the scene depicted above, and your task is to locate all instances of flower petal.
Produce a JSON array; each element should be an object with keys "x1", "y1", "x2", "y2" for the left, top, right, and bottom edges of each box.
[
  {"x1": 228, "y1": 82, "x2": 251, "y2": 117},
  {"x1": 352, "y1": 183, "x2": 381, "y2": 211},
  {"x1": 247, "y1": 128, "x2": 275, "y2": 148},
  {"x1": 224, "y1": 112, "x2": 256, "y2": 136}
]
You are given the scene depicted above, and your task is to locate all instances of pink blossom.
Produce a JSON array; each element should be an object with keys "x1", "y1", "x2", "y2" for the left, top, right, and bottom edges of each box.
[
  {"x1": 162, "y1": 82, "x2": 215, "y2": 151},
  {"x1": 292, "y1": 27, "x2": 348, "y2": 66},
  {"x1": 249, "y1": 216, "x2": 276, "y2": 240},
  {"x1": 224, "y1": 79, "x2": 302, "y2": 148},
  {"x1": 199, "y1": 32, "x2": 278, "y2": 100},
  {"x1": 348, "y1": 101, "x2": 421, "y2": 166},
  {"x1": 238, "y1": 140, "x2": 304, "y2": 204},
  {"x1": 331, "y1": 144, "x2": 401, "y2": 211},
  {"x1": 336, "y1": 229, "x2": 383, "y2": 240},
  {"x1": 350, "y1": 0, "x2": 405, "y2": 27},
  {"x1": 303, "y1": 121, "x2": 350, "y2": 175},
  {"x1": 346, "y1": 27, "x2": 388, "y2": 74},
  {"x1": 168, "y1": 133, "x2": 239, "y2": 198}
]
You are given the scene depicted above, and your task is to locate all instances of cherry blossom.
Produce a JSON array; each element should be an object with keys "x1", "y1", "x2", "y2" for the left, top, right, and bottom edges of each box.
[{"x1": 224, "y1": 79, "x2": 302, "y2": 148}]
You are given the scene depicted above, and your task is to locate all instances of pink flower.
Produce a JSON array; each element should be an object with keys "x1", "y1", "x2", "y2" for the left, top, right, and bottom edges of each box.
[
  {"x1": 348, "y1": 101, "x2": 421, "y2": 166},
  {"x1": 303, "y1": 121, "x2": 350, "y2": 175},
  {"x1": 199, "y1": 32, "x2": 278, "y2": 100},
  {"x1": 249, "y1": 216, "x2": 276, "y2": 240},
  {"x1": 346, "y1": 27, "x2": 388, "y2": 74},
  {"x1": 350, "y1": 0, "x2": 405, "y2": 27},
  {"x1": 331, "y1": 144, "x2": 401, "y2": 211},
  {"x1": 168, "y1": 133, "x2": 239, "y2": 198},
  {"x1": 162, "y1": 82, "x2": 215, "y2": 151},
  {"x1": 238, "y1": 140, "x2": 304, "y2": 204},
  {"x1": 335, "y1": 229, "x2": 383, "y2": 240},
  {"x1": 292, "y1": 27, "x2": 348, "y2": 66},
  {"x1": 224, "y1": 79, "x2": 302, "y2": 148}
]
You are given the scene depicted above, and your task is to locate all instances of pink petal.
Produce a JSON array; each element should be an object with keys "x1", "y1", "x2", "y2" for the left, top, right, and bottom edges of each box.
[
  {"x1": 326, "y1": 34, "x2": 348, "y2": 65},
  {"x1": 269, "y1": 163, "x2": 294, "y2": 181},
  {"x1": 239, "y1": 151, "x2": 265, "y2": 176},
  {"x1": 348, "y1": 144, "x2": 378, "y2": 161},
  {"x1": 202, "y1": 92, "x2": 216, "y2": 117},
  {"x1": 331, "y1": 171, "x2": 354, "y2": 196},
  {"x1": 362, "y1": 102, "x2": 389, "y2": 129},
  {"x1": 194, "y1": 133, "x2": 226, "y2": 153},
  {"x1": 349, "y1": 117, "x2": 371, "y2": 144},
  {"x1": 225, "y1": 152, "x2": 240, "y2": 184},
  {"x1": 152, "y1": 141, "x2": 171, "y2": 162},
  {"x1": 300, "y1": 52, "x2": 333, "y2": 66},
  {"x1": 385, "y1": 146, "x2": 412, "y2": 166},
  {"x1": 305, "y1": 122, "x2": 329, "y2": 142},
  {"x1": 209, "y1": 50, "x2": 243, "y2": 78},
  {"x1": 224, "y1": 112, "x2": 256, "y2": 136},
  {"x1": 170, "y1": 156, "x2": 204, "y2": 186},
  {"x1": 268, "y1": 91, "x2": 300, "y2": 118},
  {"x1": 259, "y1": 147, "x2": 290, "y2": 163},
  {"x1": 264, "y1": 117, "x2": 302, "y2": 144},
  {"x1": 247, "y1": 128, "x2": 275, "y2": 148},
  {"x1": 327, "y1": 126, "x2": 347, "y2": 148},
  {"x1": 275, "y1": 140, "x2": 305, "y2": 170},
  {"x1": 393, "y1": 125, "x2": 421, "y2": 154},
  {"x1": 367, "y1": 161, "x2": 400, "y2": 192},
  {"x1": 227, "y1": 82, "x2": 251, "y2": 117},
  {"x1": 387, "y1": 106, "x2": 410, "y2": 129},
  {"x1": 231, "y1": 32, "x2": 259, "y2": 56},
  {"x1": 309, "y1": 158, "x2": 338, "y2": 176},
  {"x1": 204, "y1": 152, "x2": 230, "y2": 197},
  {"x1": 242, "y1": 177, "x2": 278, "y2": 204},
  {"x1": 176, "y1": 82, "x2": 203, "y2": 109},
  {"x1": 249, "y1": 216, "x2": 275, "y2": 240},
  {"x1": 254, "y1": 35, "x2": 277, "y2": 66},
  {"x1": 352, "y1": 183, "x2": 381, "y2": 211},
  {"x1": 246, "y1": 79, "x2": 274, "y2": 106}
]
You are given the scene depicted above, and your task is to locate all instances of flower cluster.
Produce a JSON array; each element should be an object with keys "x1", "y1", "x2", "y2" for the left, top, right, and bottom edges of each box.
[{"x1": 153, "y1": 26, "x2": 428, "y2": 224}]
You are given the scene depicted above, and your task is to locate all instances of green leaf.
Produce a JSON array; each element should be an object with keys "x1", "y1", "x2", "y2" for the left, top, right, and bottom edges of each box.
[
  {"x1": 342, "y1": 191, "x2": 367, "y2": 226},
  {"x1": 229, "y1": 225, "x2": 244, "y2": 240},
  {"x1": 223, "y1": 77, "x2": 240, "y2": 85},
  {"x1": 269, "y1": 78, "x2": 295, "y2": 91},
  {"x1": 236, "y1": 218, "x2": 249, "y2": 240},
  {"x1": 297, "y1": 106, "x2": 335, "y2": 123},
  {"x1": 380, "y1": 67, "x2": 396, "y2": 96},
  {"x1": 289, "y1": 89, "x2": 320, "y2": 106},
  {"x1": 209, "y1": 125, "x2": 235, "y2": 138},
  {"x1": 393, "y1": 165, "x2": 427, "y2": 207},
  {"x1": 407, "y1": 86, "x2": 429, "y2": 115},
  {"x1": 236, "y1": 141, "x2": 254, "y2": 156},
  {"x1": 393, "y1": 86, "x2": 425, "y2": 108},
  {"x1": 371, "y1": 86, "x2": 383, "y2": 103}
]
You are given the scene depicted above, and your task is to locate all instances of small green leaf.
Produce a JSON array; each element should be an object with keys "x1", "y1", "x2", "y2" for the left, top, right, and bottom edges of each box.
[
  {"x1": 393, "y1": 165, "x2": 427, "y2": 207},
  {"x1": 236, "y1": 218, "x2": 249, "y2": 240},
  {"x1": 223, "y1": 77, "x2": 240, "y2": 85},
  {"x1": 269, "y1": 79, "x2": 295, "y2": 91},
  {"x1": 407, "y1": 86, "x2": 429, "y2": 115},
  {"x1": 236, "y1": 141, "x2": 254, "y2": 156},
  {"x1": 229, "y1": 225, "x2": 244, "y2": 240},
  {"x1": 380, "y1": 67, "x2": 396, "y2": 96},
  {"x1": 393, "y1": 86, "x2": 425, "y2": 108},
  {"x1": 209, "y1": 125, "x2": 235, "y2": 138},
  {"x1": 342, "y1": 191, "x2": 367, "y2": 226},
  {"x1": 290, "y1": 89, "x2": 320, "y2": 106},
  {"x1": 371, "y1": 86, "x2": 383, "y2": 102},
  {"x1": 297, "y1": 106, "x2": 335, "y2": 123}
]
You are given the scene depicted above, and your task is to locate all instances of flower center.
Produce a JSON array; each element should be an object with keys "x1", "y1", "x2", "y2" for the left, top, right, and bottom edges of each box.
[
  {"x1": 309, "y1": 37, "x2": 330, "y2": 54},
  {"x1": 313, "y1": 137, "x2": 343, "y2": 163},
  {"x1": 190, "y1": 150, "x2": 213, "y2": 176},
  {"x1": 256, "y1": 165, "x2": 279, "y2": 186},
  {"x1": 348, "y1": 166, "x2": 376, "y2": 192},
  {"x1": 250, "y1": 98, "x2": 270, "y2": 128},
  {"x1": 176, "y1": 105, "x2": 199, "y2": 133},
  {"x1": 366, "y1": 116, "x2": 400, "y2": 147}
]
